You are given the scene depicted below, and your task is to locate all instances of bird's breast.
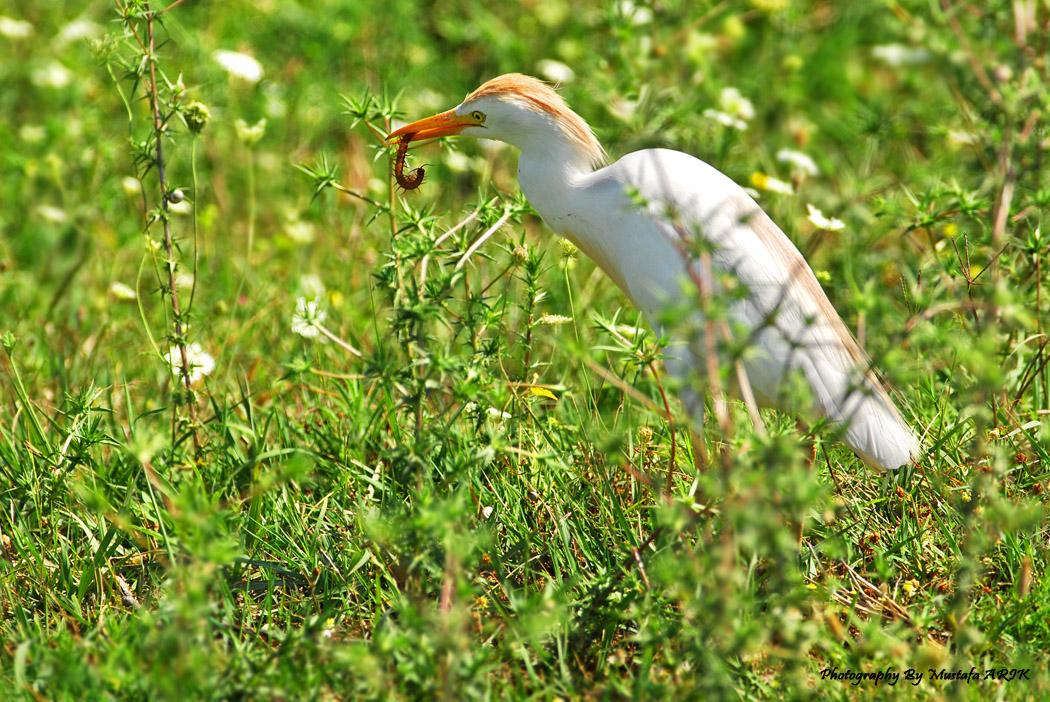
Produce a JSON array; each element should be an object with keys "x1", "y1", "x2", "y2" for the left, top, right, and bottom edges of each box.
[{"x1": 518, "y1": 160, "x2": 693, "y2": 315}]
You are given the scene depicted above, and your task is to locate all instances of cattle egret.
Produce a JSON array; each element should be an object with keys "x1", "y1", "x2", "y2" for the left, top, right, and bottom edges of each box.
[{"x1": 388, "y1": 74, "x2": 917, "y2": 471}]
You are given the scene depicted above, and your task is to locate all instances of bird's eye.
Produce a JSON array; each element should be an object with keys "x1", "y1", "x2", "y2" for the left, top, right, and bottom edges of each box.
[{"x1": 471, "y1": 111, "x2": 485, "y2": 122}]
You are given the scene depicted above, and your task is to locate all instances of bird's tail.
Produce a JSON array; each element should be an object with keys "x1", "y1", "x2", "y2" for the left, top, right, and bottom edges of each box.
[{"x1": 834, "y1": 376, "x2": 918, "y2": 471}]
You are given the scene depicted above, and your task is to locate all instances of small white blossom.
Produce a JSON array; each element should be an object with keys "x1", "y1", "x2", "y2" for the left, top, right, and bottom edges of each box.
[
  {"x1": 750, "y1": 172, "x2": 794, "y2": 195},
  {"x1": 537, "y1": 314, "x2": 572, "y2": 325},
  {"x1": 609, "y1": 96, "x2": 638, "y2": 122},
  {"x1": 19, "y1": 124, "x2": 45, "y2": 142},
  {"x1": 948, "y1": 129, "x2": 978, "y2": 145},
  {"x1": 871, "y1": 44, "x2": 931, "y2": 67},
  {"x1": 536, "y1": 59, "x2": 575, "y2": 84},
  {"x1": 55, "y1": 19, "x2": 101, "y2": 47},
  {"x1": 764, "y1": 177, "x2": 794, "y2": 195},
  {"x1": 121, "y1": 176, "x2": 142, "y2": 197},
  {"x1": 213, "y1": 50, "x2": 264, "y2": 83},
  {"x1": 285, "y1": 219, "x2": 315, "y2": 244},
  {"x1": 618, "y1": 1, "x2": 653, "y2": 25},
  {"x1": 167, "y1": 198, "x2": 192, "y2": 215},
  {"x1": 166, "y1": 342, "x2": 215, "y2": 384},
  {"x1": 109, "y1": 281, "x2": 137, "y2": 301},
  {"x1": 298, "y1": 274, "x2": 326, "y2": 300},
  {"x1": 465, "y1": 402, "x2": 511, "y2": 425},
  {"x1": 36, "y1": 204, "x2": 68, "y2": 223},
  {"x1": 31, "y1": 61, "x2": 72, "y2": 89},
  {"x1": 283, "y1": 213, "x2": 315, "y2": 243},
  {"x1": 719, "y1": 87, "x2": 755, "y2": 121},
  {"x1": 704, "y1": 109, "x2": 748, "y2": 131},
  {"x1": 292, "y1": 296, "x2": 327, "y2": 339},
  {"x1": 234, "y1": 118, "x2": 267, "y2": 145},
  {"x1": 806, "y1": 204, "x2": 845, "y2": 231},
  {"x1": 776, "y1": 148, "x2": 819, "y2": 177},
  {"x1": 0, "y1": 16, "x2": 33, "y2": 38}
]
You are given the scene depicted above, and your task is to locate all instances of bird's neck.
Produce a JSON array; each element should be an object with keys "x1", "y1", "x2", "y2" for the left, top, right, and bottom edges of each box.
[
  {"x1": 515, "y1": 137, "x2": 595, "y2": 219},
  {"x1": 516, "y1": 141, "x2": 635, "y2": 296}
]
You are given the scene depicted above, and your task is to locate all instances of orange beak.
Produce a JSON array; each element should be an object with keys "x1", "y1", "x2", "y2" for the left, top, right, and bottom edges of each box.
[{"x1": 386, "y1": 108, "x2": 473, "y2": 143}]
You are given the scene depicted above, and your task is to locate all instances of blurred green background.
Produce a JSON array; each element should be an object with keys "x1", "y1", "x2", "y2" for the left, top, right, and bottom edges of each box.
[{"x1": 2, "y1": 1, "x2": 1049, "y2": 700}]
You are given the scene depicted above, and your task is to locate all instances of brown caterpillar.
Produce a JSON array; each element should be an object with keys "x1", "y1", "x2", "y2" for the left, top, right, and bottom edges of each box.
[{"x1": 393, "y1": 134, "x2": 425, "y2": 190}]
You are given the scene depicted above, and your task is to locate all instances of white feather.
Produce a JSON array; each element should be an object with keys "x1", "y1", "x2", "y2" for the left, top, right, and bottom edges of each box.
[{"x1": 519, "y1": 147, "x2": 916, "y2": 470}]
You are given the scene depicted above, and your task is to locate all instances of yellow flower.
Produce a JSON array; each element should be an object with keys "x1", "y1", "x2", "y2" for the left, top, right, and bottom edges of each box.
[{"x1": 750, "y1": 172, "x2": 794, "y2": 195}]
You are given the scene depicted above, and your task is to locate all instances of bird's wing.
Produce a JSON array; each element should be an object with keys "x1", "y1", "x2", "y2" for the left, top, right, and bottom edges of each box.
[{"x1": 597, "y1": 149, "x2": 916, "y2": 469}]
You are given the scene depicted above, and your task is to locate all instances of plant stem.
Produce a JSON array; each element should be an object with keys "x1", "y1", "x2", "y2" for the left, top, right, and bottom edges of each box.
[
  {"x1": 233, "y1": 145, "x2": 256, "y2": 309},
  {"x1": 145, "y1": 5, "x2": 198, "y2": 443},
  {"x1": 188, "y1": 136, "x2": 200, "y2": 314}
]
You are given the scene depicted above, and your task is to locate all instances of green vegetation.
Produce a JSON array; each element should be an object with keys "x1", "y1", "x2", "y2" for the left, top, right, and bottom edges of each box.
[{"x1": 2, "y1": 1, "x2": 1048, "y2": 700}]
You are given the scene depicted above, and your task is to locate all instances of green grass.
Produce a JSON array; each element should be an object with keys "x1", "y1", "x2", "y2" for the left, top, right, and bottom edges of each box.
[{"x1": 2, "y1": 1, "x2": 1049, "y2": 700}]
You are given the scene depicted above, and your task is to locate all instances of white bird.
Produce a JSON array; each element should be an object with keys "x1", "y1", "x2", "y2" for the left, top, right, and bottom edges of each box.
[{"x1": 388, "y1": 74, "x2": 917, "y2": 471}]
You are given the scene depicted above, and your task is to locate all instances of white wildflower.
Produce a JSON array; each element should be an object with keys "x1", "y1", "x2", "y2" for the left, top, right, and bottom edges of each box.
[
  {"x1": 54, "y1": 19, "x2": 101, "y2": 47},
  {"x1": 871, "y1": 44, "x2": 931, "y2": 67},
  {"x1": 109, "y1": 281, "x2": 137, "y2": 301},
  {"x1": 19, "y1": 124, "x2": 45, "y2": 143},
  {"x1": 213, "y1": 50, "x2": 264, "y2": 83},
  {"x1": 465, "y1": 402, "x2": 511, "y2": 422},
  {"x1": 806, "y1": 204, "x2": 845, "y2": 231},
  {"x1": 121, "y1": 176, "x2": 142, "y2": 197},
  {"x1": 764, "y1": 177, "x2": 793, "y2": 195},
  {"x1": 0, "y1": 16, "x2": 32, "y2": 38},
  {"x1": 537, "y1": 59, "x2": 575, "y2": 84},
  {"x1": 166, "y1": 342, "x2": 215, "y2": 384},
  {"x1": 609, "y1": 96, "x2": 638, "y2": 122},
  {"x1": 948, "y1": 130, "x2": 977, "y2": 145},
  {"x1": 776, "y1": 148, "x2": 819, "y2": 177},
  {"x1": 284, "y1": 214, "x2": 315, "y2": 244},
  {"x1": 31, "y1": 61, "x2": 72, "y2": 89},
  {"x1": 750, "y1": 172, "x2": 794, "y2": 195},
  {"x1": 618, "y1": 1, "x2": 653, "y2": 25},
  {"x1": 704, "y1": 109, "x2": 748, "y2": 131},
  {"x1": 263, "y1": 83, "x2": 287, "y2": 118},
  {"x1": 537, "y1": 314, "x2": 572, "y2": 325},
  {"x1": 234, "y1": 118, "x2": 267, "y2": 145},
  {"x1": 298, "y1": 273, "x2": 326, "y2": 300},
  {"x1": 719, "y1": 87, "x2": 755, "y2": 121},
  {"x1": 292, "y1": 296, "x2": 327, "y2": 339},
  {"x1": 36, "y1": 204, "x2": 68, "y2": 223},
  {"x1": 167, "y1": 198, "x2": 192, "y2": 215}
]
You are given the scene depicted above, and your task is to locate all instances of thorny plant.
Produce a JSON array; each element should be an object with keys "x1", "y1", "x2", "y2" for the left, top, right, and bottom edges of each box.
[
  {"x1": 300, "y1": 89, "x2": 541, "y2": 484},
  {"x1": 100, "y1": 0, "x2": 207, "y2": 448}
]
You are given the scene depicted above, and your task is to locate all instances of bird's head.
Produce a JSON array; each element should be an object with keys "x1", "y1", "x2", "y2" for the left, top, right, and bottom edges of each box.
[{"x1": 387, "y1": 73, "x2": 605, "y2": 170}]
